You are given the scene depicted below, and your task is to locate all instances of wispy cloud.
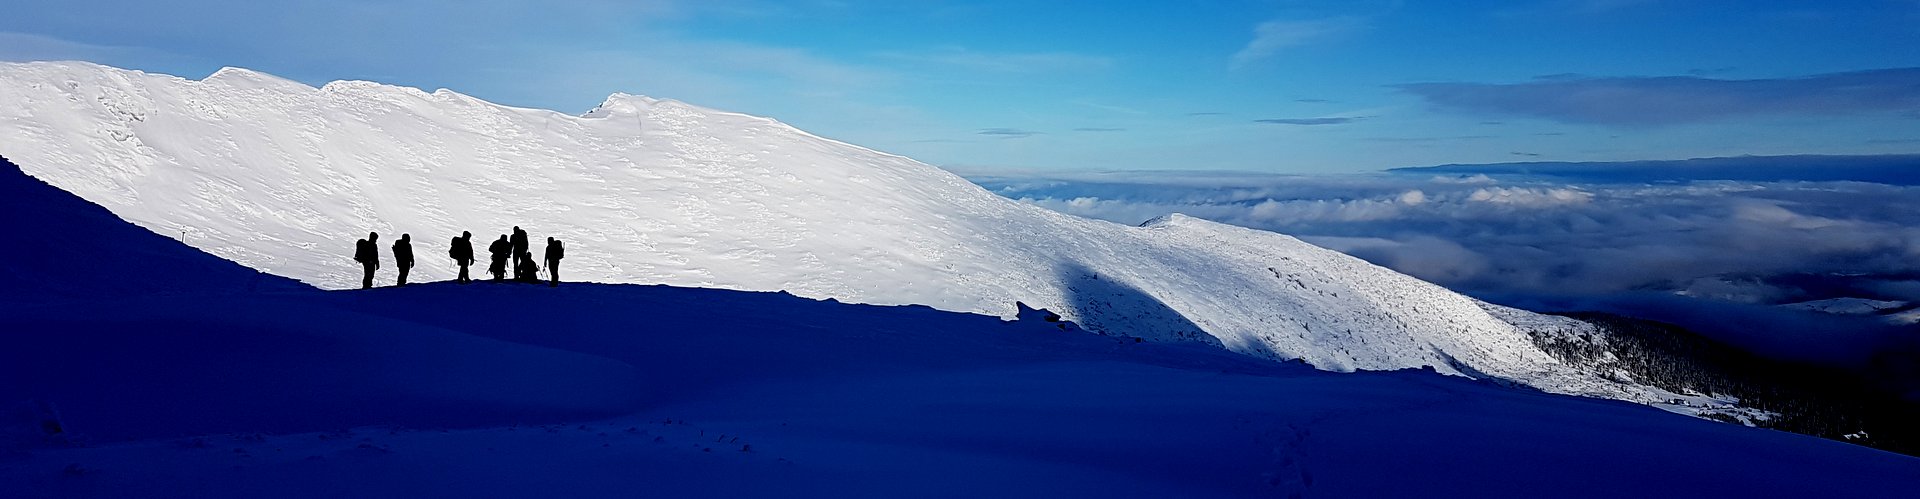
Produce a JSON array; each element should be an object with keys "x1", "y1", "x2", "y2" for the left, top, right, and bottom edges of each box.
[
  {"x1": 0, "y1": 32, "x2": 174, "y2": 63},
  {"x1": 1497, "y1": 0, "x2": 1664, "y2": 17},
  {"x1": 1362, "y1": 135, "x2": 1496, "y2": 142},
  {"x1": 1073, "y1": 101, "x2": 1148, "y2": 116},
  {"x1": 1563, "y1": 0, "x2": 1663, "y2": 13},
  {"x1": 977, "y1": 128, "x2": 1041, "y2": 138},
  {"x1": 1230, "y1": 17, "x2": 1362, "y2": 70},
  {"x1": 531, "y1": 37, "x2": 894, "y2": 113},
  {"x1": 875, "y1": 46, "x2": 1113, "y2": 73},
  {"x1": 1398, "y1": 68, "x2": 1920, "y2": 126},
  {"x1": 1255, "y1": 117, "x2": 1363, "y2": 125},
  {"x1": 1687, "y1": 66, "x2": 1738, "y2": 76},
  {"x1": 1396, "y1": 154, "x2": 1920, "y2": 184}
]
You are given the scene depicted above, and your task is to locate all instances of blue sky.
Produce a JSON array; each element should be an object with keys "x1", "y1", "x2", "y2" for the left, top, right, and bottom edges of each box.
[{"x1": 3, "y1": 0, "x2": 1918, "y2": 172}]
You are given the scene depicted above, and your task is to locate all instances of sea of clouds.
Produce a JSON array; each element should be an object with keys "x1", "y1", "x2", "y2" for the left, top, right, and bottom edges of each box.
[{"x1": 966, "y1": 157, "x2": 1920, "y2": 370}]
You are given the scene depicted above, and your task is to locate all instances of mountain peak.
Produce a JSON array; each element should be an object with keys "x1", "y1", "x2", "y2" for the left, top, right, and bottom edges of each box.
[
  {"x1": 206, "y1": 66, "x2": 268, "y2": 80},
  {"x1": 204, "y1": 66, "x2": 312, "y2": 92},
  {"x1": 582, "y1": 92, "x2": 661, "y2": 118},
  {"x1": 1140, "y1": 213, "x2": 1198, "y2": 228}
]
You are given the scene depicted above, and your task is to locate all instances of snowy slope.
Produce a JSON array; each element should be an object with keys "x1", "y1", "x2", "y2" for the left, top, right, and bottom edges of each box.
[
  {"x1": 0, "y1": 61, "x2": 1693, "y2": 407},
  {"x1": 6, "y1": 280, "x2": 1918, "y2": 497},
  {"x1": 4, "y1": 73, "x2": 1916, "y2": 494},
  {"x1": 0, "y1": 155, "x2": 304, "y2": 301},
  {"x1": 0, "y1": 158, "x2": 643, "y2": 444}
]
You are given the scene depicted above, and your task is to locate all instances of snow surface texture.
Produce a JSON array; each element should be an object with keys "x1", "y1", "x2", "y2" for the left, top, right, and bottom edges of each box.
[{"x1": 0, "y1": 61, "x2": 1700, "y2": 409}]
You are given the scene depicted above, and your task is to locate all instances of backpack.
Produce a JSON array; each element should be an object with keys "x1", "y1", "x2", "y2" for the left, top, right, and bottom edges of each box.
[
  {"x1": 393, "y1": 239, "x2": 413, "y2": 266},
  {"x1": 548, "y1": 241, "x2": 564, "y2": 261},
  {"x1": 353, "y1": 239, "x2": 373, "y2": 263}
]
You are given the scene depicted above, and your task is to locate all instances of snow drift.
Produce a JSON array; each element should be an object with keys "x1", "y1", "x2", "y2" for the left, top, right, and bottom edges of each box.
[{"x1": 0, "y1": 61, "x2": 1691, "y2": 406}]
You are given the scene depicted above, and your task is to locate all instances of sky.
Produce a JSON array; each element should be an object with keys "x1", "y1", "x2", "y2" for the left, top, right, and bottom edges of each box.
[{"x1": 3, "y1": 0, "x2": 1918, "y2": 173}]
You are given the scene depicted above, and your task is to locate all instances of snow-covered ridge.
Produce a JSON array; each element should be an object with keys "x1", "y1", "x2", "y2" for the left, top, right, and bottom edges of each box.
[{"x1": 0, "y1": 61, "x2": 1699, "y2": 408}]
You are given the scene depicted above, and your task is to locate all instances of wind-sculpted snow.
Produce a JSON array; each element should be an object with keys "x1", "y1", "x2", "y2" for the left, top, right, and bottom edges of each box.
[{"x1": 0, "y1": 61, "x2": 1711, "y2": 409}]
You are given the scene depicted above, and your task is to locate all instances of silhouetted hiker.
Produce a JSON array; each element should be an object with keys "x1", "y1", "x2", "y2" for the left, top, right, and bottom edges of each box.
[
  {"x1": 392, "y1": 233, "x2": 415, "y2": 287},
  {"x1": 514, "y1": 251, "x2": 540, "y2": 282},
  {"x1": 449, "y1": 231, "x2": 474, "y2": 284},
  {"x1": 488, "y1": 235, "x2": 511, "y2": 281},
  {"x1": 510, "y1": 226, "x2": 529, "y2": 272},
  {"x1": 354, "y1": 232, "x2": 379, "y2": 289},
  {"x1": 544, "y1": 237, "x2": 564, "y2": 287}
]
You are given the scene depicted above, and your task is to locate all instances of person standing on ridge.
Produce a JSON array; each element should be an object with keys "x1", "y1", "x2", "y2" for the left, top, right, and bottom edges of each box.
[
  {"x1": 354, "y1": 232, "x2": 380, "y2": 289},
  {"x1": 510, "y1": 226, "x2": 530, "y2": 274},
  {"x1": 449, "y1": 231, "x2": 474, "y2": 284},
  {"x1": 392, "y1": 233, "x2": 415, "y2": 287},
  {"x1": 514, "y1": 251, "x2": 539, "y2": 283},
  {"x1": 544, "y1": 237, "x2": 564, "y2": 287},
  {"x1": 488, "y1": 234, "x2": 512, "y2": 281}
]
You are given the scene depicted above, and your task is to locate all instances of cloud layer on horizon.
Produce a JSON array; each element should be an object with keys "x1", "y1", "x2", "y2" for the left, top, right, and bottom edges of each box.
[
  {"x1": 968, "y1": 162, "x2": 1920, "y2": 364},
  {"x1": 1399, "y1": 68, "x2": 1920, "y2": 126}
]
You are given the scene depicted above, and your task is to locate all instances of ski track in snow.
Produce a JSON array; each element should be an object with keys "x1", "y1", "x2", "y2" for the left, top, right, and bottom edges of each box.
[{"x1": 0, "y1": 61, "x2": 1726, "y2": 413}]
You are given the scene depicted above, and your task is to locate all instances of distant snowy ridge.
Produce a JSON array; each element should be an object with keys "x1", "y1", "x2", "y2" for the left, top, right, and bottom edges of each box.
[
  {"x1": 1779, "y1": 298, "x2": 1907, "y2": 315},
  {"x1": 1778, "y1": 297, "x2": 1920, "y2": 325},
  {"x1": 0, "y1": 61, "x2": 1719, "y2": 411}
]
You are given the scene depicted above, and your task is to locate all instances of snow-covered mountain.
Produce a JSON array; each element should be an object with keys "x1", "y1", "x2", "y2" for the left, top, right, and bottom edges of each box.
[
  {"x1": 0, "y1": 61, "x2": 1718, "y2": 411},
  {"x1": 7, "y1": 156, "x2": 1913, "y2": 495}
]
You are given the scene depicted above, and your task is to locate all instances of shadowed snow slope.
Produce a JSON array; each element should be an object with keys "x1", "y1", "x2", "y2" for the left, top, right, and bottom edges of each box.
[
  {"x1": 7, "y1": 283, "x2": 1920, "y2": 496},
  {"x1": 0, "y1": 155, "x2": 304, "y2": 301},
  {"x1": 0, "y1": 155, "x2": 646, "y2": 441},
  {"x1": 0, "y1": 62, "x2": 1675, "y2": 406}
]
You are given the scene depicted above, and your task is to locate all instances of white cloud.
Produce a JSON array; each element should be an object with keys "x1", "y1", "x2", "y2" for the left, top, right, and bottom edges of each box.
[
  {"x1": 1431, "y1": 174, "x2": 1497, "y2": 184},
  {"x1": 1731, "y1": 202, "x2": 1851, "y2": 230},
  {"x1": 1229, "y1": 17, "x2": 1361, "y2": 70},
  {"x1": 968, "y1": 169, "x2": 1920, "y2": 307},
  {"x1": 1465, "y1": 186, "x2": 1593, "y2": 206},
  {"x1": 1246, "y1": 198, "x2": 1409, "y2": 224}
]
